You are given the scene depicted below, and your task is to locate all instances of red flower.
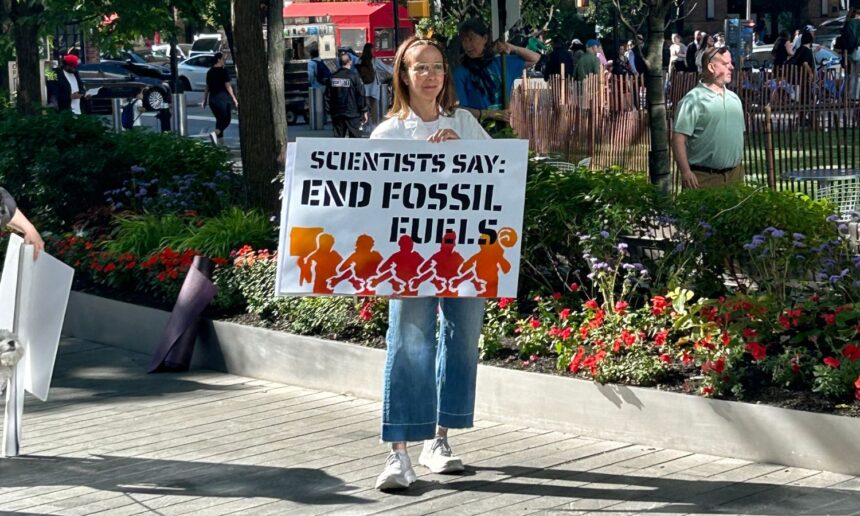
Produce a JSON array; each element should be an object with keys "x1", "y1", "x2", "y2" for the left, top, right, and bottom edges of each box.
[
  {"x1": 529, "y1": 354, "x2": 539, "y2": 362},
  {"x1": 824, "y1": 356, "x2": 841, "y2": 368},
  {"x1": 660, "y1": 353, "x2": 672, "y2": 364},
  {"x1": 721, "y1": 332, "x2": 731, "y2": 347},
  {"x1": 559, "y1": 308, "x2": 571, "y2": 320},
  {"x1": 745, "y1": 342, "x2": 767, "y2": 361},
  {"x1": 654, "y1": 328, "x2": 669, "y2": 347},
  {"x1": 358, "y1": 301, "x2": 374, "y2": 321},
  {"x1": 777, "y1": 315, "x2": 791, "y2": 330},
  {"x1": 621, "y1": 328, "x2": 636, "y2": 347},
  {"x1": 584, "y1": 299, "x2": 599, "y2": 310},
  {"x1": 843, "y1": 345, "x2": 860, "y2": 362},
  {"x1": 742, "y1": 328, "x2": 758, "y2": 340},
  {"x1": 529, "y1": 318, "x2": 541, "y2": 329},
  {"x1": 103, "y1": 263, "x2": 116, "y2": 273},
  {"x1": 560, "y1": 327, "x2": 572, "y2": 341},
  {"x1": 822, "y1": 313, "x2": 836, "y2": 326},
  {"x1": 551, "y1": 292, "x2": 562, "y2": 300},
  {"x1": 569, "y1": 282, "x2": 580, "y2": 292},
  {"x1": 854, "y1": 376, "x2": 860, "y2": 390},
  {"x1": 579, "y1": 325, "x2": 589, "y2": 340},
  {"x1": 211, "y1": 257, "x2": 228, "y2": 267},
  {"x1": 533, "y1": 295, "x2": 542, "y2": 302},
  {"x1": 701, "y1": 386, "x2": 715, "y2": 396},
  {"x1": 682, "y1": 352, "x2": 693, "y2": 365},
  {"x1": 614, "y1": 301, "x2": 628, "y2": 315},
  {"x1": 612, "y1": 339, "x2": 622, "y2": 353},
  {"x1": 498, "y1": 297, "x2": 513, "y2": 309},
  {"x1": 810, "y1": 293, "x2": 821, "y2": 303},
  {"x1": 569, "y1": 346, "x2": 586, "y2": 373},
  {"x1": 650, "y1": 296, "x2": 668, "y2": 316},
  {"x1": 703, "y1": 357, "x2": 726, "y2": 374}
]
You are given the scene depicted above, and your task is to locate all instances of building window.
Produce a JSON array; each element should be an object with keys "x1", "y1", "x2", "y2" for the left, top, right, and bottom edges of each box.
[
  {"x1": 339, "y1": 28, "x2": 366, "y2": 51},
  {"x1": 821, "y1": 0, "x2": 828, "y2": 16},
  {"x1": 706, "y1": 0, "x2": 714, "y2": 19}
]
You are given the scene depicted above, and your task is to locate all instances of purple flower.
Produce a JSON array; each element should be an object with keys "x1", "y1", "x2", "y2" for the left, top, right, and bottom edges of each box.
[
  {"x1": 617, "y1": 242, "x2": 629, "y2": 254},
  {"x1": 793, "y1": 233, "x2": 805, "y2": 240},
  {"x1": 599, "y1": 230, "x2": 610, "y2": 239}
]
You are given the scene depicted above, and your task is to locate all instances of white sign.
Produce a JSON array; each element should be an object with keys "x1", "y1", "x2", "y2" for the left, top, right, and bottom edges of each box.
[
  {"x1": 276, "y1": 138, "x2": 529, "y2": 298},
  {"x1": 1, "y1": 234, "x2": 74, "y2": 457}
]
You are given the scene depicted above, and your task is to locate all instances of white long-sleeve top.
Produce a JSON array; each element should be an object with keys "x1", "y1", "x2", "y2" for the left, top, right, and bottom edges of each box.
[{"x1": 370, "y1": 108, "x2": 491, "y2": 141}]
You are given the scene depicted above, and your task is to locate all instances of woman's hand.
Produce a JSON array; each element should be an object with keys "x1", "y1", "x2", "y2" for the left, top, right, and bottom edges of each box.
[
  {"x1": 427, "y1": 128, "x2": 460, "y2": 143},
  {"x1": 494, "y1": 41, "x2": 514, "y2": 55},
  {"x1": 486, "y1": 109, "x2": 511, "y2": 123}
]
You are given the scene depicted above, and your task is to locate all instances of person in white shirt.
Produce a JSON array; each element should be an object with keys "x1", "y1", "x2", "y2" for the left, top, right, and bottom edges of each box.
[{"x1": 370, "y1": 36, "x2": 491, "y2": 492}]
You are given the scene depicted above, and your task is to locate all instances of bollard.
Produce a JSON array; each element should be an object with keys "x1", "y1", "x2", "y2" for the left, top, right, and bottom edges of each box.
[
  {"x1": 171, "y1": 93, "x2": 188, "y2": 136},
  {"x1": 111, "y1": 98, "x2": 123, "y2": 133},
  {"x1": 308, "y1": 87, "x2": 326, "y2": 130},
  {"x1": 377, "y1": 85, "x2": 391, "y2": 121}
]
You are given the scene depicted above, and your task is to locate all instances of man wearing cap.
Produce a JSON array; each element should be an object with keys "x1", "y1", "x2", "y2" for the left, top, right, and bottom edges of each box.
[
  {"x1": 672, "y1": 47, "x2": 745, "y2": 189},
  {"x1": 57, "y1": 54, "x2": 86, "y2": 115},
  {"x1": 574, "y1": 39, "x2": 602, "y2": 81}
]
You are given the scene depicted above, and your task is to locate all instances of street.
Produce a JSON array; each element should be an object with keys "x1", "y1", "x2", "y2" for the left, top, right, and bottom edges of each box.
[{"x1": 132, "y1": 91, "x2": 329, "y2": 149}]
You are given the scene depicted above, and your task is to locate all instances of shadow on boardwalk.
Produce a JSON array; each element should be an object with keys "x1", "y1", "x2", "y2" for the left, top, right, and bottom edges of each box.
[{"x1": 2, "y1": 337, "x2": 860, "y2": 514}]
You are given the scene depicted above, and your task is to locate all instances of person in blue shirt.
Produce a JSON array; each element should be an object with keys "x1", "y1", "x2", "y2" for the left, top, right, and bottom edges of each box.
[
  {"x1": 453, "y1": 18, "x2": 540, "y2": 124},
  {"x1": 307, "y1": 46, "x2": 326, "y2": 89}
]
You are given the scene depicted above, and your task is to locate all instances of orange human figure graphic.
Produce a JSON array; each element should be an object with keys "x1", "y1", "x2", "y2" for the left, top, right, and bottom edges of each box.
[
  {"x1": 367, "y1": 235, "x2": 425, "y2": 295},
  {"x1": 409, "y1": 231, "x2": 464, "y2": 296},
  {"x1": 290, "y1": 227, "x2": 324, "y2": 286},
  {"x1": 328, "y1": 234, "x2": 384, "y2": 294},
  {"x1": 451, "y1": 227, "x2": 519, "y2": 297},
  {"x1": 301, "y1": 233, "x2": 342, "y2": 294}
]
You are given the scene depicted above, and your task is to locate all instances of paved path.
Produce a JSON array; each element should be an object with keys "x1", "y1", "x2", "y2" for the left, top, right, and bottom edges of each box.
[{"x1": 2, "y1": 338, "x2": 860, "y2": 515}]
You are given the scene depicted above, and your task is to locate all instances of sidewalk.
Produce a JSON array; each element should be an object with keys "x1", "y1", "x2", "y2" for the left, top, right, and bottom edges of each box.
[{"x1": 2, "y1": 338, "x2": 860, "y2": 515}]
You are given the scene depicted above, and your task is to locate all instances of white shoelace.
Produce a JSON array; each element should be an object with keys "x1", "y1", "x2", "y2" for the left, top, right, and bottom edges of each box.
[{"x1": 430, "y1": 437, "x2": 453, "y2": 457}]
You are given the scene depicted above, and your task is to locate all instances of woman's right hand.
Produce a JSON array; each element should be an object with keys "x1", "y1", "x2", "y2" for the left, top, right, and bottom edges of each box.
[
  {"x1": 427, "y1": 128, "x2": 460, "y2": 143},
  {"x1": 486, "y1": 109, "x2": 510, "y2": 123}
]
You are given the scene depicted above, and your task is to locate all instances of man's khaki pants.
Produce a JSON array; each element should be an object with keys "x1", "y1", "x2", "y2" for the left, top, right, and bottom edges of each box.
[{"x1": 690, "y1": 164, "x2": 744, "y2": 189}]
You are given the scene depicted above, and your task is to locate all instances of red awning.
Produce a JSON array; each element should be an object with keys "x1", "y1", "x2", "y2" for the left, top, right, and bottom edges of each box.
[{"x1": 283, "y1": 2, "x2": 408, "y2": 25}]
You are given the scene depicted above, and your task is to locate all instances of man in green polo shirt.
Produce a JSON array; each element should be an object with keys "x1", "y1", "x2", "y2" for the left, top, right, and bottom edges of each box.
[{"x1": 672, "y1": 47, "x2": 745, "y2": 189}]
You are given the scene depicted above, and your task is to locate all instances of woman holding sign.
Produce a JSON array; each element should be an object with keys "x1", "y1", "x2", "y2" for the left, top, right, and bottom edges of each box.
[{"x1": 369, "y1": 36, "x2": 492, "y2": 491}]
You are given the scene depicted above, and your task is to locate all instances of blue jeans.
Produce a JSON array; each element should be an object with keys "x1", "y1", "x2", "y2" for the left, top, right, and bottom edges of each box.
[{"x1": 381, "y1": 297, "x2": 486, "y2": 442}]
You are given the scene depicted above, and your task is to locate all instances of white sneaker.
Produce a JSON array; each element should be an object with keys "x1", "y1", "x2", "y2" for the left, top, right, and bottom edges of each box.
[
  {"x1": 209, "y1": 131, "x2": 219, "y2": 145},
  {"x1": 374, "y1": 450, "x2": 417, "y2": 490},
  {"x1": 419, "y1": 436, "x2": 464, "y2": 474}
]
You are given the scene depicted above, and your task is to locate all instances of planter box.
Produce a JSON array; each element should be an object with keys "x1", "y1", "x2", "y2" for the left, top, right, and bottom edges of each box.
[{"x1": 64, "y1": 291, "x2": 860, "y2": 475}]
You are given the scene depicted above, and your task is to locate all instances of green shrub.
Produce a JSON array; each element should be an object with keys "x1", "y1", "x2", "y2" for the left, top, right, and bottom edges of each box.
[
  {"x1": 163, "y1": 207, "x2": 276, "y2": 259},
  {"x1": 106, "y1": 213, "x2": 193, "y2": 258}
]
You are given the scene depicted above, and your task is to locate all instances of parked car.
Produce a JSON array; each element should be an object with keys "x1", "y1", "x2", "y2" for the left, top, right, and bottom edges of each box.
[
  {"x1": 99, "y1": 51, "x2": 172, "y2": 81},
  {"x1": 746, "y1": 44, "x2": 842, "y2": 73},
  {"x1": 77, "y1": 61, "x2": 171, "y2": 113},
  {"x1": 177, "y1": 54, "x2": 215, "y2": 91},
  {"x1": 190, "y1": 34, "x2": 231, "y2": 62}
]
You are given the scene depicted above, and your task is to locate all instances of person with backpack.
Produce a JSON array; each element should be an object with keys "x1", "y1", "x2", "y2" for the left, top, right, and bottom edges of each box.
[
  {"x1": 356, "y1": 43, "x2": 394, "y2": 127},
  {"x1": 325, "y1": 48, "x2": 369, "y2": 137},
  {"x1": 308, "y1": 46, "x2": 331, "y2": 88},
  {"x1": 121, "y1": 90, "x2": 146, "y2": 130}
]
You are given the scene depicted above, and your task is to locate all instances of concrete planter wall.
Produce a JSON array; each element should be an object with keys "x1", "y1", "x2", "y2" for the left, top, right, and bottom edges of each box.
[{"x1": 64, "y1": 291, "x2": 860, "y2": 475}]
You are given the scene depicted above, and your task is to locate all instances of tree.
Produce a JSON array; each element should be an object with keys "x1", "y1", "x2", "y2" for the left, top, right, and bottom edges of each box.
[
  {"x1": 0, "y1": 0, "x2": 45, "y2": 113},
  {"x1": 611, "y1": 0, "x2": 682, "y2": 193},
  {"x1": 231, "y1": 0, "x2": 285, "y2": 213}
]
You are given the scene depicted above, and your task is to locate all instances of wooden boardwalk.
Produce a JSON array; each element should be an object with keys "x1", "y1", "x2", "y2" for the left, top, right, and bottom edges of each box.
[{"x1": 2, "y1": 338, "x2": 860, "y2": 515}]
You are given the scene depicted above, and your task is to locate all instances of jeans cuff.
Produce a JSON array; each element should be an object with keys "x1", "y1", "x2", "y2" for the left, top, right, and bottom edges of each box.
[
  {"x1": 381, "y1": 422, "x2": 437, "y2": 443},
  {"x1": 438, "y1": 411, "x2": 474, "y2": 430}
]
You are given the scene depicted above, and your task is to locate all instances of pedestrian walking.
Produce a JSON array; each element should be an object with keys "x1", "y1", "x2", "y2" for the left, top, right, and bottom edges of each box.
[
  {"x1": 686, "y1": 31, "x2": 702, "y2": 73},
  {"x1": 574, "y1": 39, "x2": 602, "y2": 81},
  {"x1": 326, "y1": 48, "x2": 369, "y2": 138},
  {"x1": 357, "y1": 43, "x2": 394, "y2": 127},
  {"x1": 203, "y1": 52, "x2": 238, "y2": 146},
  {"x1": 669, "y1": 33, "x2": 687, "y2": 75},
  {"x1": 369, "y1": 35, "x2": 492, "y2": 491},
  {"x1": 672, "y1": 47, "x2": 745, "y2": 189}
]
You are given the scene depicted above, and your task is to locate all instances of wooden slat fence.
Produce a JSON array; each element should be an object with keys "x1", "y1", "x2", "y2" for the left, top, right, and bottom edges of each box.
[{"x1": 511, "y1": 66, "x2": 860, "y2": 195}]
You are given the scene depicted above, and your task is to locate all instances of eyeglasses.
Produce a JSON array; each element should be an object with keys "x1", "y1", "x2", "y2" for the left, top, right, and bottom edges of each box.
[{"x1": 409, "y1": 62, "x2": 446, "y2": 76}]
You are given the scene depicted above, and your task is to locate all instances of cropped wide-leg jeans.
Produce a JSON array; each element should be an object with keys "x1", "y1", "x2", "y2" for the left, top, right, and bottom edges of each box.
[{"x1": 381, "y1": 297, "x2": 486, "y2": 443}]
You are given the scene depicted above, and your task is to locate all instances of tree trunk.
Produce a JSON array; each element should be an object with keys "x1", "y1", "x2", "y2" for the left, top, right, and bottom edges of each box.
[
  {"x1": 10, "y1": 0, "x2": 43, "y2": 114},
  {"x1": 643, "y1": 7, "x2": 672, "y2": 193},
  {"x1": 267, "y1": 0, "x2": 287, "y2": 181},
  {"x1": 231, "y1": 0, "x2": 280, "y2": 212}
]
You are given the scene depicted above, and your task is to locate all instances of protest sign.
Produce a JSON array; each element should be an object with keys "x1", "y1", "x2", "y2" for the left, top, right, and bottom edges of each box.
[{"x1": 276, "y1": 138, "x2": 529, "y2": 298}]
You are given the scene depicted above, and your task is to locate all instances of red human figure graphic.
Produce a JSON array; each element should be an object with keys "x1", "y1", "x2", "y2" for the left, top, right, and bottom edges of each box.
[
  {"x1": 328, "y1": 234, "x2": 384, "y2": 294},
  {"x1": 451, "y1": 227, "x2": 518, "y2": 297},
  {"x1": 409, "y1": 231, "x2": 464, "y2": 296},
  {"x1": 301, "y1": 233, "x2": 342, "y2": 294},
  {"x1": 367, "y1": 235, "x2": 424, "y2": 295}
]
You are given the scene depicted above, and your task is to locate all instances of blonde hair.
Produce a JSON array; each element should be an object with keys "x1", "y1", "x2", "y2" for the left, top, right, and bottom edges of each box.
[{"x1": 387, "y1": 36, "x2": 458, "y2": 120}]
